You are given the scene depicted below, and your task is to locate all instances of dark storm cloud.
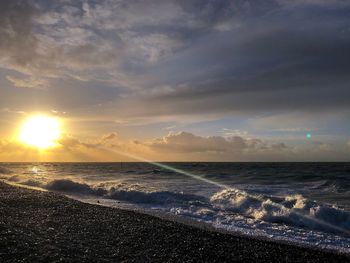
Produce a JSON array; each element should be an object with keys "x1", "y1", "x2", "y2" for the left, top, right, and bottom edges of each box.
[
  {"x1": 0, "y1": 0, "x2": 37, "y2": 70},
  {"x1": 1, "y1": 0, "x2": 350, "y2": 118},
  {"x1": 136, "y1": 4, "x2": 350, "y2": 116}
]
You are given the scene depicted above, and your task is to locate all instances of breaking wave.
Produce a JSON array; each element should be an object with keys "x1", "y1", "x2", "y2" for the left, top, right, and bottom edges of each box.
[
  {"x1": 108, "y1": 187, "x2": 207, "y2": 205},
  {"x1": 45, "y1": 179, "x2": 108, "y2": 196},
  {"x1": 13, "y1": 177, "x2": 350, "y2": 237},
  {"x1": 17, "y1": 178, "x2": 208, "y2": 206},
  {"x1": 210, "y1": 189, "x2": 350, "y2": 235}
]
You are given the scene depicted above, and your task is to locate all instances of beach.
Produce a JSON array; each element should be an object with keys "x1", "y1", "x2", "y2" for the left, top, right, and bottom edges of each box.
[
  {"x1": 1, "y1": 0, "x2": 350, "y2": 261},
  {"x1": 0, "y1": 182, "x2": 349, "y2": 262}
]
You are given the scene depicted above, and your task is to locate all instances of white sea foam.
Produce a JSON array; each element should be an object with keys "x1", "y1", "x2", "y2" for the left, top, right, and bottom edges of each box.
[{"x1": 210, "y1": 189, "x2": 350, "y2": 235}]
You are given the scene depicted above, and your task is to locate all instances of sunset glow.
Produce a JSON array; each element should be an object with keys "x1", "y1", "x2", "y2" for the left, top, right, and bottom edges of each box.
[
  {"x1": 19, "y1": 116, "x2": 61, "y2": 149},
  {"x1": 0, "y1": 0, "x2": 349, "y2": 162},
  {"x1": 1, "y1": 1, "x2": 350, "y2": 260}
]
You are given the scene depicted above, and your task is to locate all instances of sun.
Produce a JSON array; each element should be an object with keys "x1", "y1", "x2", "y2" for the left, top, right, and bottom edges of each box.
[{"x1": 19, "y1": 115, "x2": 61, "y2": 149}]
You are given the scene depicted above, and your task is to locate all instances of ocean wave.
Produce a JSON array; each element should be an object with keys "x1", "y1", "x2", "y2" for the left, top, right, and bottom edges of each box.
[
  {"x1": 210, "y1": 189, "x2": 350, "y2": 235},
  {"x1": 6, "y1": 175, "x2": 22, "y2": 182},
  {"x1": 0, "y1": 166, "x2": 13, "y2": 174},
  {"x1": 39, "y1": 179, "x2": 350, "y2": 236},
  {"x1": 21, "y1": 179, "x2": 43, "y2": 187},
  {"x1": 108, "y1": 187, "x2": 207, "y2": 205},
  {"x1": 309, "y1": 180, "x2": 348, "y2": 193},
  {"x1": 3, "y1": 174, "x2": 350, "y2": 238},
  {"x1": 44, "y1": 179, "x2": 108, "y2": 196},
  {"x1": 21, "y1": 178, "x2": 207, "y2": 206}
]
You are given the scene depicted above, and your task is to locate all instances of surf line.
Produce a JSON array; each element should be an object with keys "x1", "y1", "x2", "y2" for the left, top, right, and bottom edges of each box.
[{"x1": 101, "y1": 147, "x2": 350, "y2": 236}]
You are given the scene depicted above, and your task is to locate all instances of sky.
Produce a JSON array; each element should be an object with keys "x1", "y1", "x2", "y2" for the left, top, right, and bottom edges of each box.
[{"x1": 1, "y1": 0, "x2": 350, "y2": 162}]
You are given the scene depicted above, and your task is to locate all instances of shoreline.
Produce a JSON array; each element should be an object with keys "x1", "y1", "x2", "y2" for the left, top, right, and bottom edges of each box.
[
  {"x1": 7, "y1": 179, "x2": 350, "y2": 255},
  {"x1": 1, "y1": 181, "x2": 349, "y2": 262},
  {"x1": 76, "y1": 195, "x2": 350, "y2": 256}
]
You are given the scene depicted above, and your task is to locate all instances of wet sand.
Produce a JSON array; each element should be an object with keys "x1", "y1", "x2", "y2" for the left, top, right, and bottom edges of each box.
[{"x1": 0, "y1": 182, "x2": 349, "y2": 262}]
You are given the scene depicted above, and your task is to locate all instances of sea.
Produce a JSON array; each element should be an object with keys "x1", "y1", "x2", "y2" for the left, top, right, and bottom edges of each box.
[{"x1": 1, "y1": 162, "x2": 350, "y2": 253}]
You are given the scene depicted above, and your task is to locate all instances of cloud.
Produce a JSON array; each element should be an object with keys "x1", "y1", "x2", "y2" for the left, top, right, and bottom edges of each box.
[
  {"x1": 0, "y1": 0, "x2": 121, "y2": 88},
  {"x1": 101, "y1": 132, "x2": 118, "y2": 142},
  {"x1": 0, "y1": 131, "x2": 348, "y2": 162},
  {"x1": 0, "y1": 0, "x2": 349, "y2": 160},
  {"x1": 99, "y1": 132, "x2": 121, "y2": 147},
  {"x1": 144, "y1": 131, "x2": 291, "y2": 161},
  {"x1": 93, "y1": 0, "x2": 350, "y2": 121},
  {"x1": 0, "y1": 0, "x2": 37, "y2": 71},
  {"x1": 142, "y1": 131, "x2": 350, "y2": 161},
  {"x1": 2, "y1": 0, "x2": 350, "y2": 114},
  {"x1": 0, "y1": 133, "x2": 103, "y2": 162},
  {"x1": 58, "y1": 135, "x2": 94, "y2": 150},
  {"x1": 0, "y1": 108, "x2": 26, "y2": 115},
  {"x1": 149, "y1": 132, "x2": 248, "y2": 153},
  {"x1": 6, "y1": 75, "x2": 49, "y2": 89},
  {"x1": 277, "y1": 0, "x2": 350, "y2": 7}
]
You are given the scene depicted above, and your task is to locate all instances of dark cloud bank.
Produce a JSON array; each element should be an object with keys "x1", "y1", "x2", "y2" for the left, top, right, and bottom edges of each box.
[{"x1": 1, "y1": 0, "x2": 350, "y2": 117}]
